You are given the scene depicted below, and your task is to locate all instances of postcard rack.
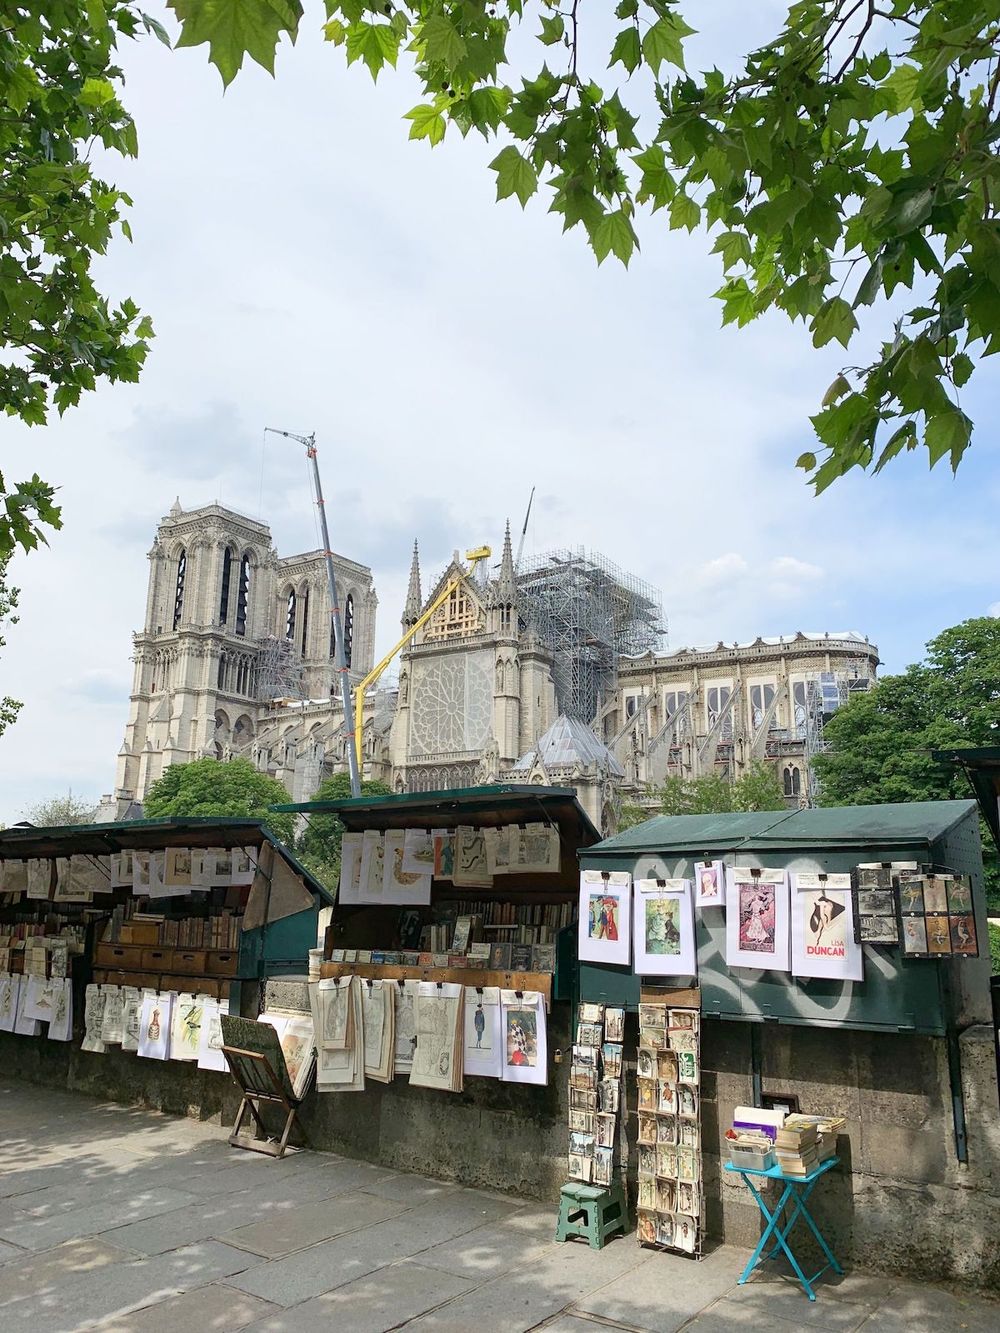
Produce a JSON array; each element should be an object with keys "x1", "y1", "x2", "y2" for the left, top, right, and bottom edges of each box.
[{"x1": 319, "y1": 961, "x2": 553, "y2": 1012}]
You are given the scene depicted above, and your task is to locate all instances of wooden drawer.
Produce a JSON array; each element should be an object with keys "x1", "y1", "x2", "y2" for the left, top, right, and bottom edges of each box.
[
  {"x1": 206, "y1": 950, "x2": 238, "y2": 976},
  {"x1": 94, "y1": 943, "x2": 144, "y2": 970},
  {"x1": 139, "y1": 947, "x2": 174, "y2": 971},
  {"x1": 170, "y1": 949, "x2": 207, "y2": 973}
]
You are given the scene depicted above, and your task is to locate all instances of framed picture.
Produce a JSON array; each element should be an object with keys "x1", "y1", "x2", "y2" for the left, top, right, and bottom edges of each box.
[
  {"x1": 725, "y1": 868, "x2": 790, "y2": 971},
  {"x1": 578, "y1": 870, "x2": 631, "y2": 967},
  {"x1": 694, "y1": 859, "x2": 726, "y2": 908}
]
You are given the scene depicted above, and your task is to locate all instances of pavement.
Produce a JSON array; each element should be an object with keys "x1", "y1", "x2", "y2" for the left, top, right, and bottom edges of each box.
[{"x1": 0, "y1": 1084, "x2": 997, "y2": 1333}]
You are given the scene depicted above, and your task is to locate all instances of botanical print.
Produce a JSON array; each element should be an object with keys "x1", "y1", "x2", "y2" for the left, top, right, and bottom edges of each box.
[
  {"x1": 505, "y1": 1008, "x2": 537, "y2": 1068},
  {"x1": 588, "y1": 894, "x2": 619, "y2": 941},
  {"x1": 644, "y1": 897, "x2": 681, "y2": 955},
  {"x1": 739, "y1": 883, "x2": 775, "y2": 953}
]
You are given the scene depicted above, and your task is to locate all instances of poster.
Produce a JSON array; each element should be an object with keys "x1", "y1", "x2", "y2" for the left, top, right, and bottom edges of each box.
[
  {"x1": 402, "y1": 828, "x2": 436, "y2": 876},
  {"x1": 382, "y1": 829, "x2": 432, "y2": 905},
  {"x1": 196, "y1": 996, "x2": 230, "y2": 1072},
  {"x1": 633, "y1": 879, "x2": 697, "y2": 978},
  {"x1": 577, "y1": 870, "x2": 631, "y2": 966},
  {"x1": 694, "y1": 860, "x2": 725, "y2": 908},
  {"x1": 463, "y1": 986, "x2": 503, "y2": 1079},
  {"x1": 790, "y1": 873, "x2": 863, "y2": 981},
  {"x1": 170, "y1": 993, "x2": 204, "y2": 1061},
  {"x1": 500, "y1": 989, "x2": 548, "y2": 1086},
  {"x1": 0, "y1": 860, "x2": 27, "y2": 895},
  {"x1": 357, "y1": 829, "x2": 385, "y2": 903},
  {"x1": 338, "y1": 831, "x2": 363, "y2": 904},
  {"x1": 725, "y1": 867, "x2": 790, "y2": 971}
]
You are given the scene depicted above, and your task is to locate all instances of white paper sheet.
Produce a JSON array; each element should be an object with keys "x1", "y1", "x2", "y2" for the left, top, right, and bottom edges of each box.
[
  {"x1": 121, "y1": 987, "x2": 143, "y2": 1052},
  {"x1": 338, "y1": 831, "x2": 364, "y2": 904},
  {"x1": 138, "y1": 990, "x2": 173, "y2": 1060},
  {"x1": 694, "y1": 860, "x2": 726, "y2": 908},
  {"x1": 99, "y1": 985, "x2": 124, "y2": 1043},
  {"x1": 500, "y1": 989, "x2": 548, "y2": 1086},
  {"x1": 633, "y1": 879, "x2": 697, "y2": 978},
  {"x1": 47, "y1": 978, "x2": 73, "y2": 1042},
  {"x1": 81, "y1": 983, "x2": 106, "y2": 1051},
  {"x1": 577, "y1": 870, "x2": 632, "y2": 966},
  {"x1": 402, "y1": 828, "x2": 436, "y2": 876},
  {"x1": 26, "y1": 858, "x2": 51, "y2": 900},
  {"x1": 170, "y1": 992, "x2": 205, "y2": 1061},
  {"x1": 357, "y1": 830, "x2": 384, "y2": 904},
  {"x1": 382, "y1": 829, "x2": 432, "y2": 905},
  {"x1": 790, "y1": 872, "x2": 863, "y2": 981},
  {"x1": 14, "y1": 977, "x2": 41, "y2": 1036},
  {"x1": 725, "y1": 867, "x2": 790, "y2": 971},
  {"x1": 463, "y1": 986, "x2": 503, "y2": 1079},
  {"x1": 0, "y1": 973, "x2": 21, "y2": 1033},
  {"x1": 196, "y1": 996, "x2": 230, "y2": 1072},
  {"x1": 0, "y1": 861, "x2": 27, "y2": 895}
]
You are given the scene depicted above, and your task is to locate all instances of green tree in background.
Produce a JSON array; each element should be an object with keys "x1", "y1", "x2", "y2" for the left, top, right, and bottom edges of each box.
[
  {"x1": 2, "y1": 3, "x2": 157, "y2": 561},
  {"x1": 171, "y1": 0, "x2": 1000, "y2": 487},
  {"x1": 658, "y1": 760, "x2": 788, "y2": 816},
  {"x1": 297, "y1": 771, "x2": 392, "y2": 888},
  {"x1": 20, "y1": 793, "x2": 96, "y2": 826},
  {"x1": 144, "y1": 757, "x2": 295, "y2": 845},
  {"x1": 815, "y1": 616, "x2": 1000, "y2": 900}
]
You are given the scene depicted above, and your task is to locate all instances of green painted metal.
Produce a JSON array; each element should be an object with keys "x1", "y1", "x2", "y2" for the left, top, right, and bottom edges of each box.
[
  {"x1": 578, "y1": 800, "x2": 986, "y2": 1035},
  {"x1": 931, "y1": 747, "x2": 1000, "y2": 851}
]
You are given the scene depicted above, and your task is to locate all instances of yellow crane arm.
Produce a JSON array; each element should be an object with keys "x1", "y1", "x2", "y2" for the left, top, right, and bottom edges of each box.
[{"x1": 352, "y1": 548, "x2": 490, "y2": 773}]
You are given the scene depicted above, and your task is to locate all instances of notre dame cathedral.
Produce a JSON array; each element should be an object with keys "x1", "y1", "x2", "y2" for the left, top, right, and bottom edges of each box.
[{"x1": 110, "y1": 500, "x2": 877, "y2": 832}]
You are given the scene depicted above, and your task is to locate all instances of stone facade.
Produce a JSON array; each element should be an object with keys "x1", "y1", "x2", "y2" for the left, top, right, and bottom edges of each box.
[{"x1": 604, "y1": 632, "x2": 880, "y2": 804}]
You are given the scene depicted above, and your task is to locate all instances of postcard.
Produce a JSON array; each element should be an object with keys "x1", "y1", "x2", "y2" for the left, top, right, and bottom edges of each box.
[
  {"x1": 657, "y1": 1081, "x2": 676, "y2": 1114},
  {"x1": 657, "y1": 1050, "x2": 678, "y2": 1082},
  {"x1": 579, "y1": 1002, "x2": 605, "y2": 1024},
  {"x1": 657, "y1": 1214, "x2": 675, "y2": 1247},
  {"x1": 638, "y1": 1144, "x2": 657, "y2": 1176},
  {"x1": 926, "y1": 914, "x2": 952, "y2": 955},
  {"x1": 640, "y1": 1027, "x2": 667, "y2": 1051},
  {"x1": 639, "y1": 1003, "x2": 667, "y2": 1029},
  {"x1": 922, "y1": 876, "x2": 949, "y2": 914},
  {"x1": 656, "y1": 1178, "x2": 676, "y2": 1213},
  {"x1": 676, "y1": 1146, "x2": 697, "y2": 1181},
  {"x1": 656, "y1": 1144, "x2": 678, "y2": 1177},
  {"x1": 605, "y1": 1006, "x2": 625, "y2": 1042},
  {"x1": 902, "y1": 914, "x2": 928, "y2": 955},
  {"x1": 694, "y1": 859, "x2": 726, "y2": 907},
  {"x1": 637, "y1": 1048, "x2": 655, "y2": 1079},
  {"x1": 656, "y1": 1115, "x2": 677, "y2": 1145},
  {"x1": 678, "y1": 1050, "x2": 698, "y2": 1084},
  {"x1": 602, "y1": 1042, "x2": 623, "y2": 1078},
  {"x1": 569, "y1": 1130, "x2": 595, "y2": 1158},
  {"x1": 947, "y1": 877, "x2": 973, "y2": 914},
  {"x1": 679, "y1": 1120, "x2": 700, "y2": 1149},
  {"x1": 599, "y1": 1079, "x2": 620, "y2": 1114},
  {"x1": 638, "y1": 1113, "x2": 658, "y2": 1145},
  {"x1": 577, "y1": 1020, "x2": 603, "y2": 1047},
  {"x1": 674, "y1": 1213, "x2": 697, "y2": 1253},
  {"x1": 568, "y1": 1153, "x2": 592, "y2": 1182},
  {"x1": 637, "y1": 1211, "x2": 657, "y2": 1245},
  {"x1": 596, "y1": 1113, "x2": 617, "y2": 1149},
  {"x1": 638, "y1": 1178, "x2": 655, "y2": 1210},
  {"x1": 592, "y1": 1145, "x2": 614, "y2": 1187},
  {"x1": 568, "y1": 1109, "x2": 595, "y2": 1134},
  {"x1": 950, "y1": 913, "x2": 978, "y2": 955},
  {"x1": 678, "y1": 1085, "x2": 698, "y2": 1119},
  {"x1": 638, "y1": 1078, "x2": 657, "y2": 1111}
]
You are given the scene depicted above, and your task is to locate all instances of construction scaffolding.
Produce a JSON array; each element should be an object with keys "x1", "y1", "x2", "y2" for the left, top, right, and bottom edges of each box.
[
  {"x1": 802, "y1": 662, "x2": 874, "y2": 801},
  {"x1": 255, "y1": 635, "x2": 306, "y2": 703},
  {"x1": 517, "y1": 547, "x2": 664, "y2": 722}
]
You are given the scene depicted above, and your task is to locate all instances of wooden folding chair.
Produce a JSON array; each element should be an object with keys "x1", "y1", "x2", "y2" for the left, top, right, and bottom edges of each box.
[{"x1": 221, "y1": 1045, "x2": 308, "y2": 1158}]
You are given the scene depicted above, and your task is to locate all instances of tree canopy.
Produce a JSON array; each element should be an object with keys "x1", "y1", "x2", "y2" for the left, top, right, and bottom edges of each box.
[
  {"x1": 20, "y1": 792, "x2": 96, "y2": 826},
  {"x1": 143, "y1": 757, "x2": 296, "y2": 844},
  {"x1": 1, "y1": 1, "x2": 156, "y2": 561},
  {"x1": 169, "y1": 0, "x2": 1000, "y2": 489},
  {"x1": 0, "y1": 565, "x2": 21, "y2": 742},
  {"x1": 296, "y1": 770, "x2": 392, "y2": 886},
  {"x1": 620, "y1": 760, "x2": 787, "y2": 825},
  {"x1": 815, "y1": 615, "x2": 1000, "y2": 895}
]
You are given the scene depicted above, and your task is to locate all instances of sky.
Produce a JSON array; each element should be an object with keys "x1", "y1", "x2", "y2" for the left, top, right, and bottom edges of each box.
[{"x1": 2, "y1": 6, "x2": 999, "y2": 822}]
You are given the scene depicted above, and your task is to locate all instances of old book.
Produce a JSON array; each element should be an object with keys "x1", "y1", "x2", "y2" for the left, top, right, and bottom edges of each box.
[
  {"x1": 510, "y1": 943, "x2": 533, "y2": 971},
  {"x1": 532, "y1": 943, "x2": 556, "y2": 972},
  {"x1": 489, "y1": 942, "x2": 512, "y2": 971}
]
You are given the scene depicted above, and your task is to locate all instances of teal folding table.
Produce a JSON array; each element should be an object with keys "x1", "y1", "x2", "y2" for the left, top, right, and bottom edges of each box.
[{"x1": 723, "y1": 1156, "x2": 842, "y2": 1300}]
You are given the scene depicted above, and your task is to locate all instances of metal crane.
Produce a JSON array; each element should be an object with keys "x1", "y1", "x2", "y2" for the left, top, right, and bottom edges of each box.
[{"x1": 264, "y1": 427, "x2": 361, "y2": 798}]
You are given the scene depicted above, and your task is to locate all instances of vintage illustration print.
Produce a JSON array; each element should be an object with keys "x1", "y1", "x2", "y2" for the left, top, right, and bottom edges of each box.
[
  {"x1": 950, "y1": 913, "x2": 978, "y2": 955},
  {"x1": 739, "y1": 882, "x2": 776, "y2": 953},
  {"x1": 644, "y1": 897, "x2": 681, "y2": 955},
  {"x1": 902, "y1": 914, "x2": 928, "y2": 955},
  {"x1": 505, "y1": 1009, "x2": 537, "y2": 1068}
]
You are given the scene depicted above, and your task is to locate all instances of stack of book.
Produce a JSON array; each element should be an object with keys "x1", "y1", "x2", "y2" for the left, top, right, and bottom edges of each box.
[
  {"x1": 783, "y1": 1112, "x2": 845, "y2": 1163},
  {"x1": 773, "y1": 1120, "x2": 821, "y2": 1176}
]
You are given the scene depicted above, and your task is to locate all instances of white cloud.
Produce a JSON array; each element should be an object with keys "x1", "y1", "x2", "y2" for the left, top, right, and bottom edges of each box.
[
  {"x1": 769, "y1": 556, "x2": 823, "y2": 581},
  {"x1": 698, "y1": 554, "x2": 750, "y2": 588}
]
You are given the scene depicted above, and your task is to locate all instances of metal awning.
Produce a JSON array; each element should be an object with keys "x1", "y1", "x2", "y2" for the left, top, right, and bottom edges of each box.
[{"x1": 932, "y1": 747, "x2": 1000, "y2": 850}]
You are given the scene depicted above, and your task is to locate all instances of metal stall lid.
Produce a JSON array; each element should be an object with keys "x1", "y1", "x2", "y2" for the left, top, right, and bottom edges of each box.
[{"x1": 579, "y1": 800, "x2": 987, "y2": 1034}]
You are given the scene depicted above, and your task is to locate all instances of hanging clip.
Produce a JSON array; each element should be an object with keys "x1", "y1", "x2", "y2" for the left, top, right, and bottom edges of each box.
[
  {"x1": 514, "y1": 990, "x2": 523, "y2": 999},
  {"x1": 656, "y1": 878, "x2": 666, "y2": 888},
  {"x1": 475, "y1": 986, "x2": 484, "y2": 995},
  {"x1": 436, "y1": 980, "x2": 443, "y2": 990},
  {"x1": 750, "y1": 867, "x2": 762, "y2": 878},
  {"x1": 601, "y1": 870, "x2": 610, "y2": 882}
]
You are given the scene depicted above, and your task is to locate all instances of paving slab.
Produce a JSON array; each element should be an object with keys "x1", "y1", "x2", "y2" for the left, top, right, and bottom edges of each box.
[
  {"x1": 684, "y1": 1306, "x2": 843, "y2": 1333},
  {"x1": 221, "y1": 1190, "x2": 411, "y2": 1258},
  {"x1": 853, "y1": 1281, "x2": 1000, "y2": 1333},
  {"x1": 402, "y1": 1269, "x2": 574, "y2": 1332},
  {"x1": 416, "y1": 1212, "x2": 556, "y2": 1280},
  {"x1": 706, "y1": 1289, "x2": 869, "y2": 1332},
  {"x1": 0, "y1": 1185, "x2": 201, "y2": 1252},
  {"x1": 244, "y1": 1259, "x2": 476, "y2": 1333},
  {"x1": 96, "y1": 1282, "x2": 279, "y2": 1332},
  {"x1": 7, "y1": 1239, "x2": 255, "y2": 1333},
  {"x1": 0, "y1": 1238, "x2": 25, "y2": 1265},
  {"x1": 0, "y1": 1237, "x2": 139, "y2": 1309},
  {"x1": 569, "y1": 1242, "x2": 748, "y2": 1330}
]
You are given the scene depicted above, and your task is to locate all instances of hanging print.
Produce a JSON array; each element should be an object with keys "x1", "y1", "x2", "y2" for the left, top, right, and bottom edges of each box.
[
  {"x1": 577, "y1": 870, "x2": 631, "y2": 966},
  {"x1": 633, "y1": 879, "x2": 697, "y2": 978},
  {"x1": 725, "y1": 868, "x2": 790, "y2": 971},
  {"x1": 790, "y1": 873, "x2": 863, "y2": 981},
  {"x1": 500, "y1": 989, "x2": 548, "y2": 1086},
  {"x1": 694, "y1": 860, "x2": 726, "y2": 908}
]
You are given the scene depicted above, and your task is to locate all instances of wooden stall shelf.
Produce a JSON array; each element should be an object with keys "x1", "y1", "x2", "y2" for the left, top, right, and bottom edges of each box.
[
  {"x1": 207, "y1": 950, "x2": 239, "y2": 976},
  {"x1": 320, "y1": 960, "x2": 553, "y2": 1011},
  {"x1": 640, "y1": 983, "x2": 701, "y2": 1010},
  {"x1": 140, "y1": 948, "x2": 172, "y2": 971},
  {"x1": 173, "y1": 949, "x2": 207, "y2": 973},
  {"x1": 94, "y1": 943, "x2": 144, "y2": 970},
  {"x1": 92, "y1": 967, "x2": 230, "y2": 999}
]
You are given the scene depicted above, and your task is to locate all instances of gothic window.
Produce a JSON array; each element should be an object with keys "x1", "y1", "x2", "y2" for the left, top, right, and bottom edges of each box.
[
  {"x1": 219, "y1": 547, "x2": 233, "y2": 624},
  {"x1": 424, "y1": 583, "x2": 482, "y2": 640},
  {"x1": 172, "y1": 549, "x2": 186, "y2": 630},
  {"x1": 706, "y1": 685, "x2": 731, "y2": 728},
  {"x1": 217, "y1": 655, "x2": 226, "y2": 690},
  {"x1": 783, "y1": 765, "x2": 801, "y2": 798},
  {"x1": 284, "y1": 589, "x2": 297, "y2": 641},
  {"x1": 664, "y1": 690, "x2": 689, "y2": 718},
  {"x1": 344, "y1": 593, "x2": 354, "y2": 667},
  {"x1": 748, "y1": 682, "x2": 776, "y2": 729},
  {"x1": 236, "y1": 553, "x2": 251, "y2": 637},
  {"x1": 299, "y1": 587, "x2": 310, "y2": 656},
  {"x1": 625, "y1": 695, "x2": 638, "y2": 719}
]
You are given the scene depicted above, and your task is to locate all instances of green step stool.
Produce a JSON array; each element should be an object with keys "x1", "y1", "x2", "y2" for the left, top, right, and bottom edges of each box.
[{"x1": 555, "y1": 1179, "x2": 627, "y2": 1249}]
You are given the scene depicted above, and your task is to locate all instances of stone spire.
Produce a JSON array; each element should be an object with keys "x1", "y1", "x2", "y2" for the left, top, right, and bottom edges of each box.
[
  {"x1": 403, "y1": 540, "x2": 422, "y2": 629},
  {"x1": 497, "y1": 519, "x2": 517, "y2": 601}
]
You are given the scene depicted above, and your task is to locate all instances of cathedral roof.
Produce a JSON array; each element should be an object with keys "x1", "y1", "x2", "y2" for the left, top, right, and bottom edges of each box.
[{"x1": 513, "y1": 714, "x2": 624, "y2": 777}]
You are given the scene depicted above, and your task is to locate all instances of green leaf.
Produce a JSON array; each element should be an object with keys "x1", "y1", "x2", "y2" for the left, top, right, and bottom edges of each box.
[
  {"x1": 79, "y1": 78, "x2": 116, "y2": 107},
  {"x1": 854, "y1": 257, "x2": 883, "y2": 308},
  {"x1": 884, "y1": 63, "x2": 923, "y2": 114},
  {"x1": 539, "y1": 14, "x2": 564, "y2": 46},
  {"x1": 404, "y1": 103, "x2": 447, "y2": 146},
  {"x1": 925, "y1": 407, "x2": 972, "y2": 470},
  {"x1": 811, "y1": 297, "x2": 858, "y2": 350},
  {"x1": 669, "y1": 192, "x2": 700, "y2": 232},
  {"x1": 642, "y1": 14, "x2": 694, "y2": 75},
  {"x1": 822, "y1": 374, "x2": 851, "y2": 407},
  {"x1": 169, "y1": 0, "x2": 303, "y2": 86},
  {"x1": 715, "y1": 277, "x2": 756, "y2": 327},
  {"x1": 796, "y1": 451, "x2": 816, "y2": 472},
  {"x1": 952, "y1": 352, "x2": 974, "y2": 388},
  {"x1": 592, "y1": 209, "x2": 637, "y2": 266},
  {"x1": 490, "y1": 145, "x2": 537, "y2": 207},
  {"x1": 610, "y1": 27, "x2": 641, "y2": 75},
  {"x1": 419, "y1": 13, "x2": 467, "y2": 67},
  {"x1": 873, "y1": 421, "x2": 916, "y2": 474},
  {"x1": 346, "y1": 22, "x2": 400, "y2": 79},
  {"x1": 465, "y1": 86, "x2": 510, "y2": 135}
]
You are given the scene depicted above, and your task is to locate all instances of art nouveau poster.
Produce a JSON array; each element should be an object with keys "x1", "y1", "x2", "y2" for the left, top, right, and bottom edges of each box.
[
  {"x1": 500, "y1": 989, "x2": 548, "y2": 1086},
  {"x1": 578, "y1": 870, "x2": 631, "y2": 966},
  {"x1": 633, "y1": 879, "x2": 697, "y2": 977},
  {"x1": 338, "y1": 831, "x2": 363, "y2": 904},
  {"x1": 463, "y1": 985, "x2": 503, "y2": 1079},
  {"x1": 694, "y1": 860, "x2": 726, "y2": 908},
  {"x1": 791, "y1": 873, "x2": 863, "y2": 981},
  {"x1": 382, "y1": 828, "x2": 432, "y2": 905},
  {"x1": 725, "y1": 867, "x2": 790, "y2": 971}
]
